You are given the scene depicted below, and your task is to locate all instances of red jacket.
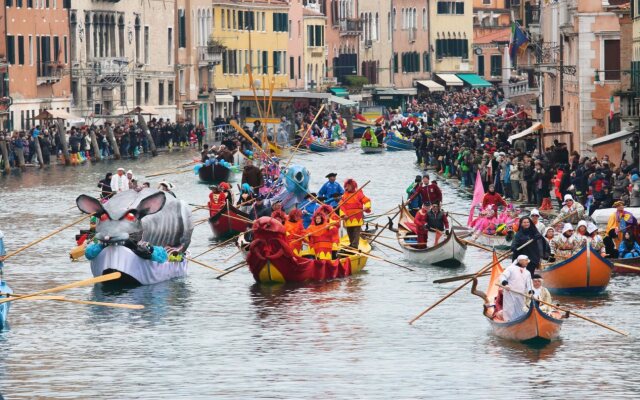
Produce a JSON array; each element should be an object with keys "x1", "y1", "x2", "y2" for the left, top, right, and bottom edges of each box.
[
  {"x1": 414, "y1": 210, "x2": 430, "y2": 233},
  {"x1": 482, "y1": 192, "x2": 507, "y2": 210},
  {"x1": 418, "y1": 183, "x2": 443, "y2": 205}
]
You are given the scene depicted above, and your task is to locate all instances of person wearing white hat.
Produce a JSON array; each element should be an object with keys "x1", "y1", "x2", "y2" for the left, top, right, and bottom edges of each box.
[
  {"x1": 498, "y1": 254, "x2": 533, "y2": 321},
  {"x1": 529, "y1": 208, "x2": 546, "y2": 233},
  {"x1": 586, "y1": 223, "x2": 606, "y2": 256},
  {"x1": 110, "y1": 167, "x2": 129, "y2": 193},
  {"x1": 548, "y1": 223, "x2": 581, "y2": 261},
  {"x1": 575, "y1": 220, "x2": 589, "y2": 246},
  {"x1": 551, "y1": 193, "x2": 585, "y2": 226}
]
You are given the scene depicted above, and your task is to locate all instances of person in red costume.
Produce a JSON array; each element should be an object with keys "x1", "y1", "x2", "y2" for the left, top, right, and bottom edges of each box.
[
  {"x1": 284, "y1": 209, "x2": 305, "y2": 255},
  {"x1": 208, "y1": 185, "x2": 227, "y2": 217},
  {"x1": 417, "y1": 174, "x2": 443, "y2": 205},
  {"x1": 482, "y1": 184, "x2": 507, "y2": 210},
  {"x1": 413, "y1": 203, "x2": 430, "y2": 249}
]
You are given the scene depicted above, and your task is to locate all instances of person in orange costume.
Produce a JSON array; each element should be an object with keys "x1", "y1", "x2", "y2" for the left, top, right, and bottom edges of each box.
[
  {"x1": 339, "y1": 179, "x2": 372, "y2": 249},
  {"x1": 316, "y1": 204, "x2": 341, "y2": 256},
  {"x1": 306, "y1": 211, "x2": 338, "y2": 260},
  {"x1": 284, "y1": 209, "x2": 305, "y2": 255},
  {"x1": 208, "y1": 185, "x2": 227, "y2": 217}
]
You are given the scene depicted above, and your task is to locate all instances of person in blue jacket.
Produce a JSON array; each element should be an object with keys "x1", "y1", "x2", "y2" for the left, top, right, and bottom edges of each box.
[
  {"x1": 618, "y1": 231, "x2": 640, "y2": 259},
  {"x1": 299, "y1": 193, "x2": 320, "y2": 229},
  {"x1": 318, "y1": 172, "x2": 344, "y2": 208}
]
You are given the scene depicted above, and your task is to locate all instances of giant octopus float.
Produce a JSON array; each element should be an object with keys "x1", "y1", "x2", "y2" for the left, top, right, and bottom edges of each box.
[
  {"x1": 246, "y1": 217, "x2": 370, "y2": 284},
  {"x1": 76, "y1": 189, "x2": 194, "y2": 285}
]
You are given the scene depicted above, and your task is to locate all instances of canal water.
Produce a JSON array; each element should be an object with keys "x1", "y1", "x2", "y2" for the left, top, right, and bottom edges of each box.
[{"x1": 0, "y1": 148, "x2": 639, "y2": 398}]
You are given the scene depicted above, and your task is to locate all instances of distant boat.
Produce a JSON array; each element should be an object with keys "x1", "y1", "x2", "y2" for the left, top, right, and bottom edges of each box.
[
  {"x1": 308, "y1": 141, "x2": 346, "y2": 153},
  {"x1": 384, "y1": 134, "x2": 413, "y2": 151}
]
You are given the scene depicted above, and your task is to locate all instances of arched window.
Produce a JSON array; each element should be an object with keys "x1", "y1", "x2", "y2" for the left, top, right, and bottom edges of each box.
[
  {"x1": 392, "y1": 8, "x2": 396, "y2": 31},
  {"x1": 374, "y1": 13, "x2": 378, "y2": 41}
]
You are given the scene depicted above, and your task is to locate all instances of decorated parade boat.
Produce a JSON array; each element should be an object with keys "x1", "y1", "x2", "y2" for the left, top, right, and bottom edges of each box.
[
  {"x1": 208, "y1": 203, "x2": 252, "y2": 240},
  {"x1": 246, "y1": 217, "x2": 371, "y2": 284},
  {"x1": 472, "y1": 253, "x2": 563, "y2": 344},
  {"x1": 539, "y1": 246, "x2": 613, "y2": 295},
  {"x1": 396, "y1": 205, "x2": 467, "y2": 267},
  {"x1": 76, "y1": 189, "x2": 194, "y2": 285}
]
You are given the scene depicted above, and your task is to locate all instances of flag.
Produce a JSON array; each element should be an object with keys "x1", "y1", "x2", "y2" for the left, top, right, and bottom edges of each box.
[
  {"x1": 609, "y1": 95, "x2": 615, "y2": 120},
  {"x1": 468, "y1": 170, "x2": 485, "y2": 227},
  {"x1": 509, "y1": 22, "x2": 529, "y2": 64}
]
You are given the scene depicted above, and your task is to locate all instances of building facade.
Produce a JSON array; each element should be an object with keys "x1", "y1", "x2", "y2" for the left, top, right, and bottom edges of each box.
[
  {"x1": 391, "y1": 0, "x2": 431, "y2": 88},
  {"x1": 325, "y1": 0, "x2": 361, "y2": 84},
  {"x1": 473, "y1": 0, "x2": 510, "y2": 83},
  {"x1": 287, "y1": 0, "x2": 305, "y2": 89},
  {"x1": 360, "y1": 0, "x2": 392, "y2": 86},
  {"x1": 69, "y1": 0, "x2": 177, "y2": 122},
  {"x1": 6, "y1": 0, "x2": 71, "y2": 131},
  {"x1": 303, "y1": 6, "x2": 328, "y2": 90},
  {"x1": 429, "y1": 0, "x2": 474, "y2": 74}
]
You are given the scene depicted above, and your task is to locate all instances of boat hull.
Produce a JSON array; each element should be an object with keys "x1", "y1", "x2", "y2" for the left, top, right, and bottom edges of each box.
[
  {"x1": 385, "y1": 136, "x2": 413, "y2": 151},
  {"x1": 208, "y1": 204, "x2": 251, "y2": 240},
  {"x1": 309, "y1": 142, "x2": 345, "y2": 153},
  {"x1": 489, "y1": 301, "x2": 563, "y2": 343},
  {"x1": 613, "y1": 256, "x2": 640, "y2": 274},
  {"x1": 469, "y1": 232, "x2": 511, "y2": 250},
  {"x1": 90, "y1": 245, "x2": 188, "y2": 285},
  {"x1": 540, "y1": 247, "x2": 613, "y2": 295},
  {"x1": 0, "y1": 281, "x2": 12, "y2": 330},
  {"x1": 198, "y1": 163, "x2": 231, "y2": 184},
  {"x1": 361, "y1": 146, "x2": 385, "y2": 154}
]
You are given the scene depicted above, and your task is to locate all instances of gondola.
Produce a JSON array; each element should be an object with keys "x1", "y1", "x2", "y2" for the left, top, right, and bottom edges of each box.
[
  {"x1": 198, "y1": 162, "x2": 232, "y2": 184},
  {"x1": 246, "y1": 217, "x2": 371, "y2": 284},
  {"x1": 467, "y1": 231, "x2": 512, "y2": 250},
  {"x1": 540, "y1": 246, "x2": 613, "y2": 295},
  {"x1": 208, "y1": 203, "x2": 252, "y2": 240},
  {"x1": 308, "y1": 141, "x2": 346, "y2": 153},
  {"x1": 361, "y1": 145, "x2": 385, "y2": 154},
  {"x1": 384, "y1": 134, "x2": 413, "y2": 151},
  {"x1": 471, "y1": 252, "x2": 563, "y2": 344},
  {"x1": 612, "y1": 256, "x2": 640, "y2": 274},
  {"x1": 396, "y1": 205, "x2": 467, "y2": 267}
]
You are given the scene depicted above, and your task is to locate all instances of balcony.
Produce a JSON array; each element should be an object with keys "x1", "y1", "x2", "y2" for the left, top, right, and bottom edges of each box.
[
  {"x1": 37, "y1": 61, "x2": 63, "y2": 85},
  {"x1": 197, "y1": 46, "x2": 223, "y2": 67},
  {"x1": 91, "y1": 57, "x2": 129, "y2": 83},
  {"x1": 504, "y1": 79, "x2": 535, "y2": 99},
  {"x1": 525, "y1": 3, "x2": 540, "y2": 29},
  {"x1": 339, "y1": 18, "x2": 362, "y2": 36},
  {"x1": 620, "y1": 91, "x2": 640, "y2": 124}
]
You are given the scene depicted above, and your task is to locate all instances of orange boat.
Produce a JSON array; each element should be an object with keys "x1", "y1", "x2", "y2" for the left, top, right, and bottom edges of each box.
[
  {"x1": 540, "y1": 247, "x2": 613, "y2": 295},
  {"x1": 472, "y1": 253, "x2": 563, "y2": 344},
  {"x1": 246, "y1": 217, "x2": 370, "y2": 284}
]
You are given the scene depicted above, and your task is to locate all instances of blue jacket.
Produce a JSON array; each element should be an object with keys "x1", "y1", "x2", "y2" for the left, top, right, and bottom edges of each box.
[
  {"x1": 619, "y1": 240, "x2": 640, "y2": 258},
  {"x1": 318, "y1": 181, "x2": 344, "y2": 208},
  {"x1": 299, "y1": 200, "x2": 320, "y2": 229}
]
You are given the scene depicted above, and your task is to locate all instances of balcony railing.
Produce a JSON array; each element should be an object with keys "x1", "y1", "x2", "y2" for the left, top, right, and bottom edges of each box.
[
  {"x1": 339, "y1": 18, "x2": 362, "y2": 36},
  {"x1": 36, "y1": 61, "x2": 63, "y2": 85},
  {"x1": 90, "y1": 57, "x2": 129, "y2": 82},
  {"x1": 620, "y1": 92, "x2": 640, "y2": 121},
  {"x1": 505, "y1": 80, "x2": 533, "y2": 99},
  {"x1": 197, "y1": 46, "x2": 223, "y2": 67}
]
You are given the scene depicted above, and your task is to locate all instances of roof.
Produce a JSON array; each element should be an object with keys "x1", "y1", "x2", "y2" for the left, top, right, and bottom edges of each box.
[
  {"x1": 587, "y1": 127, "x2": 636, "y2": 147},
  {"x1": 33, "y1": 109, "x2": 84, "y2": 121},
  {"x1": 474, "y1": 27, "x2": 511, "y2": 45}
]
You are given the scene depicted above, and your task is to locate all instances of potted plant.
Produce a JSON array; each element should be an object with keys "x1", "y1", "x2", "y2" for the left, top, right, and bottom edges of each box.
[{"x1": 207, "y1": 37, "x2": 226, "y2": 54}]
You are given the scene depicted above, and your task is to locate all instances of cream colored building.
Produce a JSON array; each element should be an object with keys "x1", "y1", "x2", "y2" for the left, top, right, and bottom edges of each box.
[
  {"x1": 429, "y1": 0, "x2": 474, "y2": 74},
  {"x1": 360, "y1": 0, "x2": 391, "y2": 86},
  {"x1": 303, "y1": 8, "x2": 328, "y2": 90},
  {"x1": 69, "y1": 1, "x2": 177, "y2": 121}
]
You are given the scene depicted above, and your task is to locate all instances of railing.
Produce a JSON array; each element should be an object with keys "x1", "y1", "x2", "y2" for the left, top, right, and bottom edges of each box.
[
  {"x1": 339, "y1": 18, "x2": 362, "y2": 36},
  {"x1": 504, "y1": 80, "x2": 532, "y2": 98},
  {"x1": 197, "y1": 46, "x2": 223, "y2": 67},
  {"x1": 620, "y1": 93, "x2": 640, "y2": 121},
  {"x1": 91, "y1": 57, "x2": 129, "y2": 81}
]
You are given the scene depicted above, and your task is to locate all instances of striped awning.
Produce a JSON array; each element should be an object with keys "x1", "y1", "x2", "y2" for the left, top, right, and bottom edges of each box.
[
  {"x1": 416, "y1": 80, "x2": 445, "y2": 92},
  {"x1": 435, "y1": 73, "x2": 464, "y2": 86}
]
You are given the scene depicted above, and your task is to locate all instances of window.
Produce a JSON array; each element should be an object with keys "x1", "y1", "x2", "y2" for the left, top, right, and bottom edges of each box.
[
  {"x1": 289, "y1": 56, "x2": 294, "y2": 79},
  {"x1": 401, "y1": 52, "x2": 420, "y2": 73},
  {"x1": 178, "y1": 9, "x2": 186, "y2": 48},
  {"x1": 144, "y1": 26, "x2": 149, "y2": 64},
  {"x1": 144, "y1": 81, "x2": 150, "y2": 104},
  {"x1": 232, "y1": 10, "x2": 236, "y2": 30},
  {"x1": 5, "y1": 0, "x2": 13, "y2": 6},
  {"x1": 28, "y1": 36, "x2": 33, "y2": 65},
  {"x1": 28, "y1": 0, "x2": 32, "y2": 7},
  {"x1": 179, "y1": 69, "x2": 185, "y2": 93},
  {"x1": 158, "y1": 81, "x2": 164, "y2": 106},
  {"x1": 17, "y1": 36, "x2": 24, "y2": 65},
  {"x1": 262, "y1": 51, "x2": 268, "y2": 74},
  {"x1": 273, "y1": 13, "x2": 288, "y2": 32},
  {"x1": 53, "y1": 35, "x2": 59, "y2": 62},
  {"x1": 477, "y1": 55, "x2": 485, "y2": 77},
  {"x1": 135, "y1": 80, "x2": 142, "y2": 106},
  {"x1": 168, "y1": 81, "x2": 174, "y2": 104},
  {"x1": 16, "y1": 0, "x2": 22, "y2": 7},
  {"x1": 120, "y1": 83, "x2": 126, "y2": 105},
  {"x1": 273, "y1": 51, "x2": 282, "y2": 74},
  {"x1": 604, "y1": 39, "x2": 621, "y2": 80},
  {"x1": 422, "y1": 8, "x2": 427, "y2": 30},
  {"x1": 435, "y1": 38, "x2": 469, "y2": 59},
  {"x1": 423, "y1": 52, "x2": 430, "y2": 72},
  {"x1": 135, "y1": 17, "x2": 141, "y2": 62},
  {"x1": 222, "y1": 9, "x2": 226, "y2": 30},
  {"x1": 63, "y1": 36, "x2": 67, "y2": 63},
  {"x1": 167, "y1": 28, "x2": 173, "y2": 65},
  {"x1": 490, "y1": 55, "x2": 502, "y2": 76},
  {"x1": 437, "y1": 1, "x2": 465, "y2": 15},
  {"x1": 298, "y1": 56, "x2": 301, "y2": 79},
  {"x1": 239, "y1": 10, "x2": 244, "y2": 30},
  {"x1": 289, "y1": 19, "x2": 292, "y2": 39},
  {"x1": 307, "y1": 25, "x2": 324, "y2": 47},
  {"x1": 6, "y1": 36, "x2": 15, "y2": 64},
  {"x1": 393, "y1": 52, "x2": 398, "y2": 73}
]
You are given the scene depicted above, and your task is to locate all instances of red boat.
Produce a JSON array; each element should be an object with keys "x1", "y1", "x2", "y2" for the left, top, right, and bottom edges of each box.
[
  {"x1": 246, "y1": 217, "x2": 371, "y2": 284},
  {"x1": 612, "y1": 256, "x2": 640, "y2": 274},
  {"x1": 208, "y1": 203, "x2": 251, "y2": 240}
]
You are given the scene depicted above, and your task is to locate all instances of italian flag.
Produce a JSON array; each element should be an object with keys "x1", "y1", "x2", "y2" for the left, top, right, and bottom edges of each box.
[{"x1": 609, "y1": 95, "x2": 615, "y2": 120}]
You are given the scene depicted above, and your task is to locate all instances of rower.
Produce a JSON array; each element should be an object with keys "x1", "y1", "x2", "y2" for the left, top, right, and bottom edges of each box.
[
  {"x1": 426, "y1": 202, "x2": 449, "y2": 245},
  {"x1": 306, "y1": 211, "x2": 337, "y2": 260},
  {"x1": 318, "y1": 172, "x2": 344, "y2": 208},
  {"x1": 498, "y1": 255, "x2": 533, "y2": 322},
  {"x1": 528, "y1": 274, "x2": 566, "y2": 318},
  {"x1": 208, "y1": 185, "x2": 227, "y2": 217},
  {"x1": 299, "y1": 193, "x2": 320, "y2": 229},
  {"x1": 551, "y1": 194, "x2": 585, "y2": 226},
  {"x1": 548, "y1": 223, "x2": 581, "y2": 262},
  {"x1": 529, "y1": 208, "x2": 545, "y2": 233},
  {"x1": 340, "y1": 179, "x2": 372, "y2": 249},
  {"x1": 284, "y1": 209, "x2": 305, "y2": 255},
  {"x1": 586, "y1": 223, "x2": 606, "y2": 257},
  {"x1": 413, "y1": 203, "x2": 430, "y2": 249}
]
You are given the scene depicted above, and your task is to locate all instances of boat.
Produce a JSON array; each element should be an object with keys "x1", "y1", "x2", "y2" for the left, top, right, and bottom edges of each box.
[
  {"x1": 591, "y1": 207, "x2": 640, "y2": 228},
  {"x1": 0, "y1": 280, "x2": 11, "y2": 330},
  {"x1": 246, "y1": 217, "x2": 371, "y2": 284},
  {"x1": 396, "y1": 205, "x2": 467, "y2": 267},
  {"x1": 208, "y1": 203, "x2": 252, "y2": 240},
  {"x1": 198, "y1": 162, "x2": 232, "y2": 184},
  {"x1": 468, "y1": 231, "x2": 512, "y2": 250},
  {"x1": 540, "y1": 246, "x2": 613, "y2": 295},
  {"x1": 268, "y1": 141, "x2": 291, "y2": 159},
  {"x1": 384, "y1": 134, "x2": 413, "y2": 151},
  {"x1": 471, "y1": 252, "x2": 563, "y2": 344},
  {"x1": 309, "y1": 140, "x2": 346, "y2": 153},
  {"x1": 612, "y1": 256, "x2": 640, "y2": 274},
  {"x1": 361, "y1": 145, "x2": 385, "y2": 154}
]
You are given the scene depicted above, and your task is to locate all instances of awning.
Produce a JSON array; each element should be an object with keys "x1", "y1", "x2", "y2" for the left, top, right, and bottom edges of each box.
[
  {"x1": 329, "y1": 95, "x2": 357, "y2": 107},
  {"x1": 456, "y1": 73, "x2": 493, "y2": 88},
  {"x1": 349, "y1": 94, "x2": 363, "y2": 101},
  {"x1": 375, "y1": 88, "x2": 417, "y2": 96},
  {"x1": 416, "y1": 80, "x2": 445, "y2": 92},
  {"x1": 329, "y1": 87, "x2": 349, "y2": 98},
  {"x1": 435, "y1": 73, "x2": 464, "y2": 86},
  {"x1": 586, "y1": 128, "x2": 636, "y2": 147},
  {"x1": 215, "y1": 94, "x2": 234, "y2": 103},
  {"x1": 33, "y1": 109, "x2": 79, "y2": 120},
  {"x1": 507, "y1": 122, "x2": 544, "y2": 143}
]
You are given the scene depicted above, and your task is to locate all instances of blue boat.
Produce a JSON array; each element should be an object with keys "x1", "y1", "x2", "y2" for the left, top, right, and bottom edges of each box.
[
  {"x1": 309, "y1": 141, "x2": 346, "y2": 153},
  {"x1": 384, "y1": 134, "x2": 414, "y2": 151},
  {"x1": 0, "y1": 230, "x2": 10, "y2": 330}
]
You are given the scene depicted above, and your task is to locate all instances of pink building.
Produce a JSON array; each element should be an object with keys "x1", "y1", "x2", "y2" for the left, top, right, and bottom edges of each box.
[
  {"x1": 325, "y1": 0, "x2": 361, "y2": 84},
  {"x1": 391, "y1": 0, "x2": 430, "y2": 88},
  {"x1": 287, "y1": 0, "x2": 305, "y2": 89}
]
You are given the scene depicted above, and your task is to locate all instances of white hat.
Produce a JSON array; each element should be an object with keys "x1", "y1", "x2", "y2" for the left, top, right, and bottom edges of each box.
[
  {"x1": 563, "y1": 194, "x2": 574, "y2": 202},
  {"x1": 530, "y1": 208, "x2": 540, "y2": 216},
  {"x1": 587, "y1": 222, "x2": 598, "y2": 234},
  {"x1": 126, "y1": 169, "x2": 134, "y2": 175},
  {"x1": 562, "y1": 223, "x2": 574, "y2": 234},
  {"x1": 577, "y1": 220, "x2": 588, "y2": 230},
  {"x1": 117, "y1": 167, "x2": 125, "y2": 172},
  {"x1": 516, "y1": 254, "x2": 530, "y2": 262}
]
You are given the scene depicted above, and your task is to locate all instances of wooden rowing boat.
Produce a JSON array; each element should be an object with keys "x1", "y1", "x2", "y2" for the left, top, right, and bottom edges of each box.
[
  {"x1": 361, "y1": 145, "x2": 385, "y2": 154},
  {"x1": 208, "y1": 203, "x2": 252, "y2": 240},
  {"x1": 540, "y1": 246, "x2": 613, "y2": 295},
  {"x1": 308, "y1": 141, "x2": 346, "y2": 153},
  {"x1": 468, "y1": 231, "x2": 512, "y2": 250},
  {"x1": 384, "y1": 134, "x2": 413, "y2": 151},
  {"x1": 612, "y1": 256, "x2": 640, "y2": 274},
  {"x1": 472, "y1": 252, "x2": 563, "y2": 344},
  {"x1": 396, "y1": 205, "x2": 467, "y2": 267},
  {"x1": 198, "y1": 162, "x2": 232, "y2": 184},
  {"x1": 246, "y1": 217, "x2": 371, "y2": 284},
  {"x1": 268, "y1": 141, "x2": 291, "y2": 159}
]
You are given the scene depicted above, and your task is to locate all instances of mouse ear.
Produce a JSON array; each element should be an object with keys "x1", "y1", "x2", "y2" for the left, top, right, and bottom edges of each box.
[
  {"x1": 137, "y1": 191, "x2": 166, "y2": 218},
  {"x1": 76, "y1": 195, "x2": 105, "y2": 215}
]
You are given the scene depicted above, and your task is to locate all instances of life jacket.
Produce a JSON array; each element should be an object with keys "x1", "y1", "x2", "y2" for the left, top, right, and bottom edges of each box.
[
  {"x1": 340, "y1": 191, "x2": 371, "y2": 227},
  {"x1": 306, "y1": 221, "x2": 336, "y2": 260}
]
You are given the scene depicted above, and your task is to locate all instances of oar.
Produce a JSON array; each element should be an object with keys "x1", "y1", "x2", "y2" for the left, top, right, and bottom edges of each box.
[
  {"x1": 145, "y1": 169, "x2": 192, "y2": 178},
  {"x1": 215, "y1": 262, "x2": 247, "y2": 279},
  {"x1": 497, "y1": 284, "x2": 629, "y2": 336},
  {"x1": 365, "y1": 237, "x2": 403, "y2": 253},
  {"x1": 223, "y1": 248, "x2": 242, "y2": 263},
  {"x1": 2, "y1": 213, "x2": 93, "y2": 262},
  {"x1": 408, "y1": 239, "x2": 533, "y2": 325},
  {"x1": 361, "y1": 232, "x2": 398, "y2": 241},
  {"x1": 186, "y1": 257, "x2": 226, "y2": 273},
  {"x1": 339, "y1": 246, "x2": 414, "y2": 271},
  {"x1": 0, "y1": 272, "x2": 123, "y2": 305},
  {"x1": 191, "y1": 230, "x2": 247, "y2": 259},
  {"x1": 433, "y1": 271, "x2": 491, "y2": 284},
  {"x1": 460, "y1": 239, "x2": 495, "y2": 253},
  {"x1": 3, "y1": 293, "x2": 144, "y2": 310},
  {"x1": 613, "y1": 262, "x2": 640, "y2": 273}
]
